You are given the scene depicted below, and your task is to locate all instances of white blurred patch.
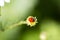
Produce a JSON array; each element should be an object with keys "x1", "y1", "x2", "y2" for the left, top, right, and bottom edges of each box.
[
  {"x1": 5, "y1": 0, "x2": 10, "y2": 3},
  {"x1": 0, "y1": 0, "x2": 10, "y2": 6},
  {"x1": 0, "y1": 0, "x2": 4, "y2": 6},
  {"x1": 40, "y1": 32, "x2": 47, "y2": 40}
]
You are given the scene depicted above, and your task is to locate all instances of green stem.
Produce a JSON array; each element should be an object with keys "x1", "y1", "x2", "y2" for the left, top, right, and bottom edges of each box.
[{"x1": 1, "y1": 21, "x2": 27, "y2": 31}]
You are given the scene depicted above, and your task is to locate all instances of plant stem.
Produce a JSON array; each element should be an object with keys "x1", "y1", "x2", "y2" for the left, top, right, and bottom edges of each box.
[{"x1": 1, "y1": 21, "x2": 26, "y2": 32}]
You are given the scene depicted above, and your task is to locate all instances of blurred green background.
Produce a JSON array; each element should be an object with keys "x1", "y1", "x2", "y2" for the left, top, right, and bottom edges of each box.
[{"x1": 0, "y1": 0, "x2": 60, "y2": 40}]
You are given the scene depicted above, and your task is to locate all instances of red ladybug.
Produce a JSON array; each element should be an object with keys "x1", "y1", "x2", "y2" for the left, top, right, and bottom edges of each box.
[{"x1": 28, "y1": 17, "x2": 35, "y2": 22}]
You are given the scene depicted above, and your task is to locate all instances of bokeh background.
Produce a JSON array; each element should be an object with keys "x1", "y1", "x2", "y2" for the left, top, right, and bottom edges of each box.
[{"x1": 0, "y1": 0, "x2": 60, "y2": 40}]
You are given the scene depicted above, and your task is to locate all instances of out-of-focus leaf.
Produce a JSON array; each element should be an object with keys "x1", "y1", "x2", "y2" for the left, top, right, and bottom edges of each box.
[{"x1": 1, "y1": 0, "x2": 38, "y2": 40}]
